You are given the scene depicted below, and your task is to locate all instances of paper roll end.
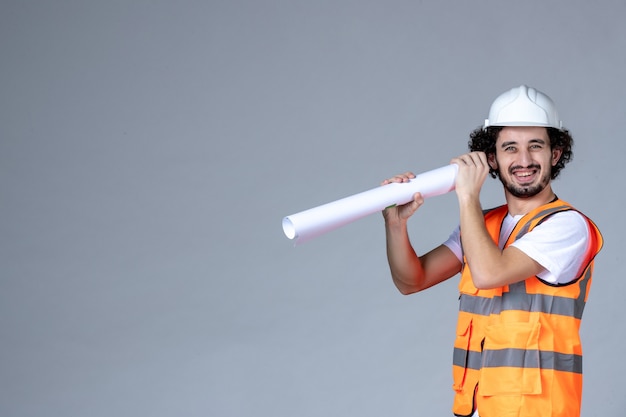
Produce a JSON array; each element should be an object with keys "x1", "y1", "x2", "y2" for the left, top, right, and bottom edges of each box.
[{"x1": 282, "y1": 217, "x2": 297, "y2": 240}]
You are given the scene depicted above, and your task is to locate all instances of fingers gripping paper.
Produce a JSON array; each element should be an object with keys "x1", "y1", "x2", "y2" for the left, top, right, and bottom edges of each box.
[{"x1": 282, "y1": 164, "x2": 458, "y2": 244}]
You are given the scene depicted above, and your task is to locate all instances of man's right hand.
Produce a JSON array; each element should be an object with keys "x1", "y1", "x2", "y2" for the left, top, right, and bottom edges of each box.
[{"x1": 381, "y1": 172, "x2": 425, "y2": 223}]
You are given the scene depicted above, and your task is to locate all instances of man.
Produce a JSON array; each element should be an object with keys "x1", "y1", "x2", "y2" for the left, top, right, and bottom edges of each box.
[{"x1": 382, "y1": 85, "x2": 603, "y2": 417}]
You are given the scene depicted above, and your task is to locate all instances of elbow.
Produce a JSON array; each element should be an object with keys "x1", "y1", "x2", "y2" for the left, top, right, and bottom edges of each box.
[
  {"x1": 471, "y1": 273, "x2": 498, "y2": 290},
  {"x1": 472, "y1": 281, "x2": 491, "y2": 290},
  {"x1": 397, "y1": 285, "x2": 419, "y2": 296},
  {"x1": 392, "y1": 276, "x2": 420, "y2": 295}
]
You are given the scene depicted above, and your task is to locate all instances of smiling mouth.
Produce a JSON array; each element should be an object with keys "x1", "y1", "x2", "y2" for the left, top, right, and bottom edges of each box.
[{"x1": 511, "y1": 166, "x2": 540, "y2": 183}]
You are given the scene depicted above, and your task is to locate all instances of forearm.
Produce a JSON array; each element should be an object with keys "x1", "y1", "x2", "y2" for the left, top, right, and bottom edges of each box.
[
  {"x1": 384, "y1": 220, "x2": 425, "y2": 294},
  {"x1": 458, "y1": 196, "x2": 504, "y2": 287}
]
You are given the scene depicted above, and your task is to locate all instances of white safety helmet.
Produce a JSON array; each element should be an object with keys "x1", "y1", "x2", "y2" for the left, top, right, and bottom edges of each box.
[{"x1": 484, "y1": 85, "x2": 562, "y2": 130}]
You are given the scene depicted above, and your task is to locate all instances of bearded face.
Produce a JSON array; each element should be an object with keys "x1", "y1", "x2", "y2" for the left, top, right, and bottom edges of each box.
[{"x1": 488, "y1": 127, "x2": 561, "y2": 200}]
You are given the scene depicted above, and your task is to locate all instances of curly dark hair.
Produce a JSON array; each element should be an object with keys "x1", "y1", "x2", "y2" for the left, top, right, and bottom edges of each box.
[{"x1": 468, "y1": 126, "x2": 574, "y2": 179}]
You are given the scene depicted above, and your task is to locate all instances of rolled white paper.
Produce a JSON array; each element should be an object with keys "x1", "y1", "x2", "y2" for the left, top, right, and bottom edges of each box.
[{"x1": 282, "y1": 163, "x2": 458, "y2": 244}]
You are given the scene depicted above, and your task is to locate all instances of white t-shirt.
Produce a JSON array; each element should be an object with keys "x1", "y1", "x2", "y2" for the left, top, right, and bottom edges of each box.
[{"x1": 443, "y1": 210, "x2": 590, "y2": 284}]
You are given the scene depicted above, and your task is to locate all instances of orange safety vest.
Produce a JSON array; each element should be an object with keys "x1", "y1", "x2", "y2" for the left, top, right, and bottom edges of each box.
[{"x1": 451, "y1": 199, "x2": 603, "y2": 417}]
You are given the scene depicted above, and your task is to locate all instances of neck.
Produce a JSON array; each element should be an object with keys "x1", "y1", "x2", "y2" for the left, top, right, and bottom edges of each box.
[{"x1": 504, "y1": 185, "x2": 556, "y2": 216}]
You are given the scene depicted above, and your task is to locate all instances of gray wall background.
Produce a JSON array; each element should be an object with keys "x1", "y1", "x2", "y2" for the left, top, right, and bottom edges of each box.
[{"x1": 1, "y1": 1, "x2": 624, "y2": 416}]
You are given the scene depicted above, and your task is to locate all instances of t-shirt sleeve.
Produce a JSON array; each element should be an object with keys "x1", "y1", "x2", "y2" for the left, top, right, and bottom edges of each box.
[
  {"x1": 510, "y1": 211, "x2": 590, "y2": 285},
  {"x1": 443, "y1": 225, "x2": 463, "y2": 263}
]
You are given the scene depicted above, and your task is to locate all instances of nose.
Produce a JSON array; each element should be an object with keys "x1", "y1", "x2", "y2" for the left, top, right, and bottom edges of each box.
[{"x1": 518, "y1": 148, "x2": 532, "y2": 166}]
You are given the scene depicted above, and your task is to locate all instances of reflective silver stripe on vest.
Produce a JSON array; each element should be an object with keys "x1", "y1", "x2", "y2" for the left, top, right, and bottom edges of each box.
[
  {"x1": 453, "y1": 347, "x2": 483, "y2": 371},
  {"x1": 458, "y1": 266, "x2": 591, "y2": 319},
  {"x1": 482, "y1": 348, "x2": 583, "y2": 374},
  {"x1": 453, "y1": 348, "x2": 583, "y2": 374}
]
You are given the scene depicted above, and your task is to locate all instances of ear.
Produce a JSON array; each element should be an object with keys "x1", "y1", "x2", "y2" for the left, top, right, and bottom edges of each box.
[
  {"x1": 551, "y1": 148, "x2": 563, "y2": 166},
  {"x1": 487, "y1": 152, "x2": 498, "y2": 170}
]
